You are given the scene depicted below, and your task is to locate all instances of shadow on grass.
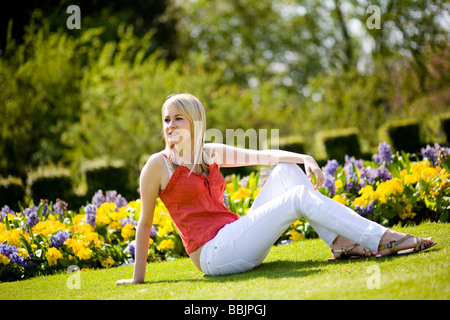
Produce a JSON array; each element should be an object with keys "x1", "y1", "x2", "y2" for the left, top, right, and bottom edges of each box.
[
  {"x1": 141, "y1": 245, "x2": 442, "y2": 286},
  {"x1": 143, "y1": 259, "x2": 329, "y2": 285}
]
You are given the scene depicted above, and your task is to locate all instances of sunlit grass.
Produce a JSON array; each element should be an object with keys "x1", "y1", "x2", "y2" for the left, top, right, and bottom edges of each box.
[{"x1": 1, "y1": 222, "x2": 448, "y2": 300}]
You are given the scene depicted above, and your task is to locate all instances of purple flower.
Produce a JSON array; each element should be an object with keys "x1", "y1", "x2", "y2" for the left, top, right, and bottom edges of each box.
[
  {"x1": 324, "y1": 175, "x2": 336, "y2": 196},
  {"x1": 85, "y1": 203, "x2": 97, "y2": 227},
  {"x1": 53, "y1": 199, "x2": 68, "y2": 216},
  {"x1": 373, "y1": 142, "x2": 392, "y2": 166},
  {"x1": 323, "y1": 160, "x2": 339, "y2": 196},
  {"x1": 359, "y1": 167, "x2": 377, "y2": 185},
  {"x1": 0, "y1": 243, "x2": 27, "y2": 267},
  {"x1": 91, "y1": 190, "x2": 105, "y2": 207},
  {"x1": 359, "y1": 166, "x2": 392, "y2": 186},
  {"x1": 24, "y1": 206, "x2": 38, "y2": 228},
  {"x1": 114, "y1": 195, "x2": 128, "y2": 208},
  {"x1": 323, "y1": 160, "x2": 339, "y2": 176},
  {"x1": 127, "y1": 242, "x2": 136, "y2": 260},
  {"x1": 121, "y1": 218, "x2": 137, "y2": 227},
  {"x1": 150, "y1": 225, "x2": 158, "y2": 239},
  {"x1": 1, "y1": 205, "x2": 15, "y2": 221},
  {"x1": 50, "y1": 231, "x2": 71, "y2": 248},
  {"x1": 39, "y1": 200, "x2": 49, "y2": 216},
  {"x1": 355, "y1": 201, "x2": 375, "y2": 216},
  {"x1": 105, "y1": 190, "x2": 117, "y2": 203},
  {"x1": 278, "y1": 240, "x2": 293, "y2": 246},
  {"x1": 377, "y1": 166, "x2": 392, "y2": 182},
  {"x1": 421, "y1": 143, "x2": 450, "y2": 167},
  {"x1": 344, "y1": 161, "x2": 361, "y2": 193},
  {"x1": 345, "y1": 155, "x2": 364, "y2": 169}
]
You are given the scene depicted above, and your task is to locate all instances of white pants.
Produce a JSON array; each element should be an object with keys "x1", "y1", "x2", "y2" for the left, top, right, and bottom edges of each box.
[{"x1": 199, "y1": 163, "x2": 388, "y2": 275}]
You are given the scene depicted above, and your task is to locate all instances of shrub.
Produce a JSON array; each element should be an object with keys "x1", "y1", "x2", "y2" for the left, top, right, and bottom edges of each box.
[
  {"x1": 440, "y1": 114, "x2": 450, "y2": 144},
  {"x1": 315, "y1": 128, "x2": 361, "y2": 163},
  {"x1": 381, "y1": 119, "x2": 422, "y2": 153},
  {"x1": 0, "y1": 177, "x2": 25, "y2": 211},
  {"x1": 278, "y1": 136, "x2": 306, "y2": 154},
  {"x1": 28, "y1": 167, "x2": 73, "y2": 204},
  {"x1": 83, "y1": 159, "x2": 132, "y2": 199}
]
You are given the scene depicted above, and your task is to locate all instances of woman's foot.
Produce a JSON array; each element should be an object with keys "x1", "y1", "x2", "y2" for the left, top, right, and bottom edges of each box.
[
  {"x1": 376, "y1": 230, "x2": 436, "y2": 257},
  {"x1": 329, "y1": 236, "x2": 376, "y2": 260}
]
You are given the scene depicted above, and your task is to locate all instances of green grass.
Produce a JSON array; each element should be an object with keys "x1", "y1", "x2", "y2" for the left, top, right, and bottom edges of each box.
[{"x1": 1, "y1": 222, "x2": 449, "y2": 300}]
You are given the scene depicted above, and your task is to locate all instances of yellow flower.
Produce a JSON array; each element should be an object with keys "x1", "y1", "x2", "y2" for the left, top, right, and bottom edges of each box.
[
  {"x1": 4, "y1": 228, "x2": 23, "y2": 247},
  {"x1": 96, "y1": 202, "x2": 114, "y2": 225},
  {"x1": 353, "y1": 185, "x2": 374, "y2": 208},
  {"x1": 373, "y1": 178, "x2": 404, "y2": 204},
  {"x1": 69, "y1": 221, "x2": 94, "y2": 234},
  {"x1": 100, "y1": 256, "x2": 115, "y2": 268},
  {"x1": 332, "y1": 194, "x2": 348, "y2": 205},
  {"x1": 157, "y1": 239, "x2": 175, "y2": 251},
  {"x1": 45, "y1": 247, "x2": 63, "y2": 267},
  {"x1": 253, "y1": 187, "x2": 261, "y2": 198},
  {"x1": 108, "y1": 206, "x2": 129, "y2": 222},
  {"x1": 121, "y1": 224, "x2": 136, "y2": 240},
  {"x1": 289, "y1": 229, "x2": 304, "y2": 242},
  {"x1": 19, "y1": 248, "x2": 29, "y2": 257},
  {"x1": 231, "y1": 187, "x2": 252, "y2": 201},
  {"x1": 127, "y1": 200, "x2": 141, "y2": 213},
  {"x1": 293, "y1": 220, "x2": 303, "y2": 227},
  {"x1": 401, "y1": 161, "x2": 442, "y2": 185},
  {"x1": 399, "y1": 204, "x2": 416, "y2": 220},
  {"x1": 335, "y1": 180, "x2": 343, "y2": 189},
  {"x1": 76, "y1": 247, "x2": 92, "y2": 260},
  {"x1": 0, "y1": 254, "x2": 11, "y2": 266},
  {"x1": 33, "y1": 219, "x2": 67, "y2": 237}
]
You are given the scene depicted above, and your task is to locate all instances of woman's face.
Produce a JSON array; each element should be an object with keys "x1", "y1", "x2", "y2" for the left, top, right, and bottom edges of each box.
[{"x1": 163, "y1": 105, "x2": 192, "y2": 147}]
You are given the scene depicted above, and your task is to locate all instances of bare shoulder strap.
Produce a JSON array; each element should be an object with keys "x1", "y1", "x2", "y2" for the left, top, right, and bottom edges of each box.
[{"x1": 161, "y1": 153, "x2": 174, "y2": 179}]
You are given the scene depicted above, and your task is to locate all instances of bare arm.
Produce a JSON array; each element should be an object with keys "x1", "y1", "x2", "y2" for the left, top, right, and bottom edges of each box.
[
  {"x1": 206, "y1": 143, "x2": 325, "y2": 190},
  {"x1": 115, "y1": 154, "x2": 162, "y2": 285}
]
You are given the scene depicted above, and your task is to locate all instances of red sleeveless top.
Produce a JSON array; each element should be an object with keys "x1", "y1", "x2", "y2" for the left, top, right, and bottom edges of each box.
[{"x1": 158, "y1": 155, "x2": 239, "y2": 254}]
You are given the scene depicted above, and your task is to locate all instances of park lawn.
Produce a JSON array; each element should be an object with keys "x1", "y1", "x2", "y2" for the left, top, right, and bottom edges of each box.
[{"x1": 0, "y1": 222, "x2": 449, "y2": 300}]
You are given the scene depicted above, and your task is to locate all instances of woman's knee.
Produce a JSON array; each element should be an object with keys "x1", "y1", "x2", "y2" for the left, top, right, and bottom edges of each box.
[{"x1": 272, "y1": 162, "x2": 299, "y2": 176}]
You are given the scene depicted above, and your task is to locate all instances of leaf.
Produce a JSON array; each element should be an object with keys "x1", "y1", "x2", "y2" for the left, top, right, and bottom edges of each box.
[
  {"x1": 4, "y1": 216, "x2": 11, "y2": 231},
  {"x1": 19, "y1": 234, "x2": 32, "y2": 254},
  {"x1": 36, "y1": 203, "x2": 44, "y2": 219},
  {"x1": 424, "y1": 197, "x2": 437, "y2": 210},
  {"x1": 401, "y1": 151, "x2": 411, "y2": 172}
]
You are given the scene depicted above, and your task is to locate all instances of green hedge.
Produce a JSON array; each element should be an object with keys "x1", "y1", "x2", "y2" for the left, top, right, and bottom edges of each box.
[
  {"x1": 83, "y1": 158, "x2": 133, "y2": 199},
  {"x1": 315, "y1": 128, "x2": 361, "y2": 163},
  {"x1": 278, "y1": 136, "x2": 306, "y2": 154},
  {"x1": 0, "y1": 176, "x2": 25, "y2": 211},
  {"x1": 381, "y1": 119, "x2": 422, "y2": 153},
  {"x1": 441, "y1": 114, "x2": 450, "y2": 144},
  {"x1": 27, "y1": 167, "x2": 73, "y2": 204}
]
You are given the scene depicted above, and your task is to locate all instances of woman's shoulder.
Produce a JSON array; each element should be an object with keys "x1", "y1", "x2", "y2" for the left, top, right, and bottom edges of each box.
[{"x1": 141, "y1": 151, "x2": 166, "y2": 176}]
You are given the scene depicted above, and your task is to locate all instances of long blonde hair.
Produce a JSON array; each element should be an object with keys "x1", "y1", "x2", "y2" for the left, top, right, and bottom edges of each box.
[{"x1": 161, "y1": 93, "x2": 212, "y2": 175}]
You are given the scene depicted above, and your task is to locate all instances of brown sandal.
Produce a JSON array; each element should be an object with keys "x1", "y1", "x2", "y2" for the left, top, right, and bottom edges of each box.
[
  {"x1": 377, "y1": 234, "x2": 436, "y2": 256},
  {"x1": 328, "y1": 243, "x2": 373, "y2": 261}
]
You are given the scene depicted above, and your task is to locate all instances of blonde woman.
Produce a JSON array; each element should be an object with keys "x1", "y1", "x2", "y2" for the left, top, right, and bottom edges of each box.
[{"x1": 116, "y1": 93, "x2": 435, "y2": 284}]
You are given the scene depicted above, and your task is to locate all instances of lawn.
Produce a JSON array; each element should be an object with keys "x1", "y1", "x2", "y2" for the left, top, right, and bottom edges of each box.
[{"x1": 0, "y1": 222, "x2": 449, "y2": 300}]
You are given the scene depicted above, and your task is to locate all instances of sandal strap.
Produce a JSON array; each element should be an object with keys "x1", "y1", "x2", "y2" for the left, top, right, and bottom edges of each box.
[
  {"x1": 331, "y1": 243, "x2": 359, "y2": 256},
  {"x1": 378, "y1": 234, "x2": 413, "y2": 254}
]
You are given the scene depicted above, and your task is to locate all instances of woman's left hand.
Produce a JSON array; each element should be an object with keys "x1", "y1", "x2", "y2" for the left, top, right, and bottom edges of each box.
[{"x1": 304, "y1": 156, "x2": 325, "y2": 190}]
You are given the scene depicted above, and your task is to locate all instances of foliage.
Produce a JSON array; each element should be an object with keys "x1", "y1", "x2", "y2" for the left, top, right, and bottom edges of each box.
[
  {"x1": 1, "y1": 142, "x2": 449, "y2": 281},
  {"x1": 320, "y1": 142, "x2": 450, "y2": 226}
]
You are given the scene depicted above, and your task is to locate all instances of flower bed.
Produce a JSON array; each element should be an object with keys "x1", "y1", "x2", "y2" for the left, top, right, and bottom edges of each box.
[{"x1": 1, "y1": 143, "x2": 449, "y2": 281}]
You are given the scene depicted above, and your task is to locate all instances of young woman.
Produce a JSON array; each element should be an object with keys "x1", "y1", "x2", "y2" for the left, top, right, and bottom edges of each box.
[{"x1": 116, "y1": 93, "x2": 435, "y2": 284}]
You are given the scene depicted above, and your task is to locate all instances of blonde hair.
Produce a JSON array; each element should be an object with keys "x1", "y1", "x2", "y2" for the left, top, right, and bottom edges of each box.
[{"x1": 161, "y1": 93, "x2": 212, "y2": 175}]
